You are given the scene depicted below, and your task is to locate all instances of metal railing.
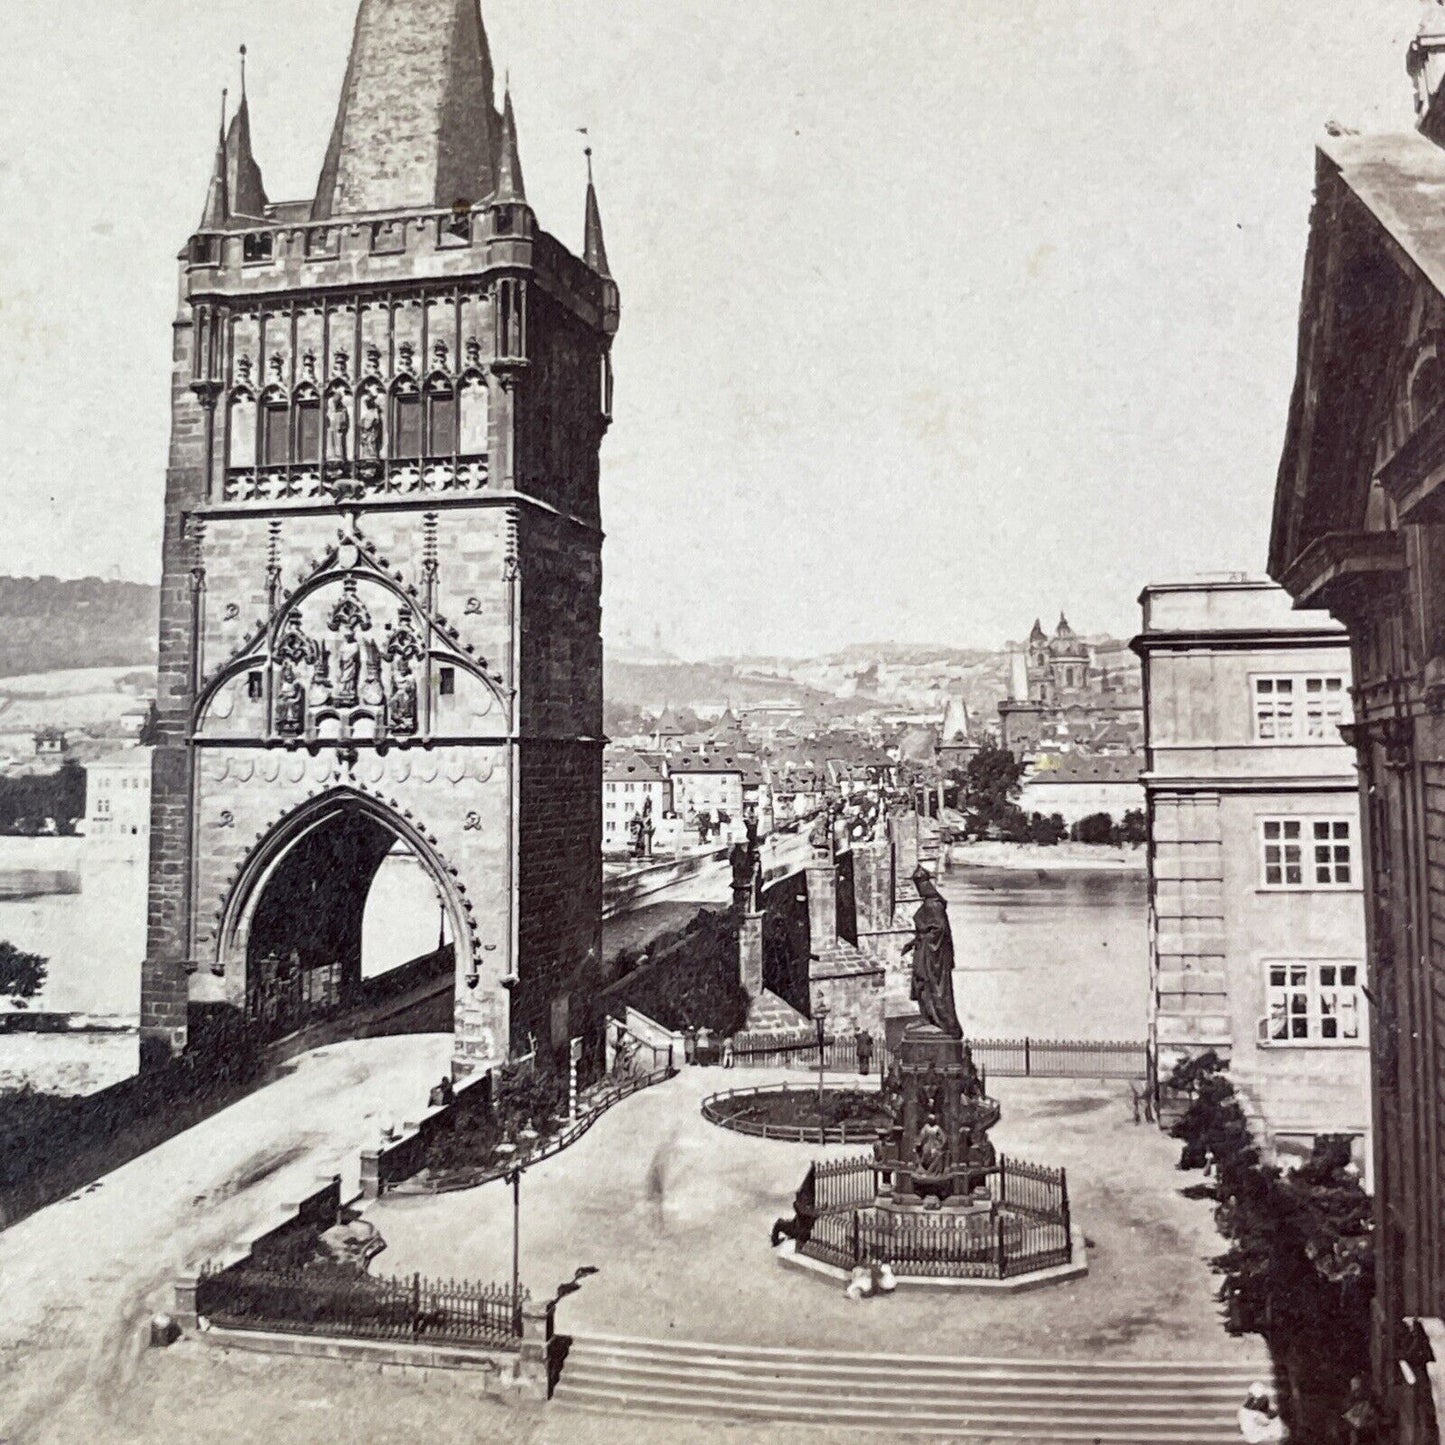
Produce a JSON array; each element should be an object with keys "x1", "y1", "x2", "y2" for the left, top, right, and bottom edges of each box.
[
  {"x1": 701, "y1": 1086, "x2": 885, "y2": 1145},
  {"x1": 731, "y1": 1029, "x2": 1146, "y2": 1081},
  {"x1": 196, "y1": 1262, "x2": 525, "y2": 1349}
]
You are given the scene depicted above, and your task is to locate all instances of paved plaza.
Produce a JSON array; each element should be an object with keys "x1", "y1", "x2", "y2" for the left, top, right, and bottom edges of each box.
[{"x1": 367, "y1": 1064, "x2": 1262, "y2": 1365}]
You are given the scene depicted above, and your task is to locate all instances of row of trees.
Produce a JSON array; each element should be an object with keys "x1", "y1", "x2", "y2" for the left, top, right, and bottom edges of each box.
[{"x1": 1166, "y1": 1052, "x2": 1377, "y2": 1442}]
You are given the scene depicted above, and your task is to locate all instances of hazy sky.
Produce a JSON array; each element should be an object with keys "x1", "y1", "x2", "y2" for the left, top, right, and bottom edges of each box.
[{"x1": 0, "y1": 1, "x2": 1424, "y2": 658}]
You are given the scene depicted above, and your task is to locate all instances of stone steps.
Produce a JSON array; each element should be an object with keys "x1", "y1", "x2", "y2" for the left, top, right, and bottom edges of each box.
[
  {"x1": 552, "y1": 1332, "x2": 1267, "y2": 1442},
  {"x1": 747, "y1": 988, "x2": 810, "y2": 1031}
]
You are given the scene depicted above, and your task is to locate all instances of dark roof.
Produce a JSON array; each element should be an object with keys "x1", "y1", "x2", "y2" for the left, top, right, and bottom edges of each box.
[
  {"x1": 312, "y1": 0, "x2": 504, "y2": 220},
  {"x1": 1027, "y1": 753, "x2": 1142, "y2": 785},
  {"x1": 668, "y1": 750, "x2": 750, "y2": 775},
  {"x1": 604, "y1": 750, "x2": 665, "y2": 783}
]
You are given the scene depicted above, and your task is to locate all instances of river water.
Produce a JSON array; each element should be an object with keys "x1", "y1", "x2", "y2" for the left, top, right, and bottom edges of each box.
[
  {"x1": 937, "y1": 865, "x2": 1148, "y2": 1042},
  {"x1": 0, "y1": 844, "x2": 1149, "y2": 1092}
]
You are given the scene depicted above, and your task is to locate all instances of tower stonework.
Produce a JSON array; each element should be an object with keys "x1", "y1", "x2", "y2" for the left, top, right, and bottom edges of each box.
[{"x1": 142, "y1": 0, "x2": 618, "y2": 1077}]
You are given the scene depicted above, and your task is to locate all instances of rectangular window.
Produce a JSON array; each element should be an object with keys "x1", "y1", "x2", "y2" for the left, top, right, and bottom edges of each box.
[
  {"x1": 439, "y1": 667, "x2": 456, "y2": 697},
  {"x1": 1261, "y1": 816, "x2": 1353, "y2": 888},
  {"x1": 393, "y1": 393, "x2": 422, "y2": 459},
  {"x1": 295, "y1": 400, "x2": 321, "y2": 464},
  {"x1": 247, "y1": 671, "x2": 264, "y2": 701},
  {"x1": 1253, "y1": 674, "x2": 1347, "y2": 742},
  {"x1": 1266, "y1": 961, "x2": 1363, "y2": 1044},
  {"x1": 242, "y1": 232, "x2": 274, "y2": 264},
  {"x1": 263, "y1": 404, "x2": 289, "y2": 467},
  {"x1": 428, "y1": 391, "x2": 458, "y2": 457}
]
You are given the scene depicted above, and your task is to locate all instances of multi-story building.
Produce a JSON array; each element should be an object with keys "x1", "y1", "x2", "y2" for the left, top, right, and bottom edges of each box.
[
  {"x1": 141, "y1": 0, "x2": 618, "y2": 1075},
  {"x1": 602, "y1": 749, "x2": 669, "y2": 853},
  {"x1": 1269, "y1": 9, "x2": 1445, "y2": 1428},
  {"x1": 999, "y1": 614, "x2": 1143, "y2": 754},
  {"x1": 1016, "y1": 752, "x2": 1143, "y2": 827},
  {"x1": 84, "y1": 748, "x2": 153, "y2": 843},
  {"x1": 1133, "y1": 579, "x2": 1369, "y2": 1176},
  {"x1": 667, "y1": 751, "x2": 746, "y2": 834}
]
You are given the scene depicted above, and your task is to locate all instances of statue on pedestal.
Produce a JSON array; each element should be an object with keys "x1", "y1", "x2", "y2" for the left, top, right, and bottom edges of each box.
[{"x1": 901, "y1": 865, "x2": 962, "y2": 1038}]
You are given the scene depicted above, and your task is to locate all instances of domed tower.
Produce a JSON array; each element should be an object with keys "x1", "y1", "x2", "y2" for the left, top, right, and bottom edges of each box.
[
  {"x1": 141, "y1": 0, "x2": 619, "y2": 1077},
  {"x1": 1049, "y1": 613, "x2": 1089, "y2": 693}
]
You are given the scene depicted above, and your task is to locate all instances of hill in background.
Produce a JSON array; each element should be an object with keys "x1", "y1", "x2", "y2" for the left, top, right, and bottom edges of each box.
[{"x1": 0, "y1": 579, "x2": 157, "y2": 679}]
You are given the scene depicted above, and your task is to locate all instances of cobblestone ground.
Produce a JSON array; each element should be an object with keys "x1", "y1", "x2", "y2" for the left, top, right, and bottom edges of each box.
[{"x1": 367, "y1": 1064, "x2": 1263, "y2": 1365}]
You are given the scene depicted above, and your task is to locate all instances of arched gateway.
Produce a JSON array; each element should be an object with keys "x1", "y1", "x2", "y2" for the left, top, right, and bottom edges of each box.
[{"x1": 141, "y1": 0, "x2": 618, "y2": 1076}]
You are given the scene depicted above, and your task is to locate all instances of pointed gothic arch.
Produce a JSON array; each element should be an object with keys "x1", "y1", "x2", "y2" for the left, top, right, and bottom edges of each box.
[{"x1": 213, "y1": 785, "x2": 475, "y2": 1010}]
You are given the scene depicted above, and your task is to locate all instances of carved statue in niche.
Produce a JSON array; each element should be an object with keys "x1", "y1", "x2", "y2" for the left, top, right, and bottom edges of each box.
[
  {"x1": 383, "y1": 612, "x2": 425, "y2": 736},
  {"x1": 327, "y1": 592, "x2": 375, "y2": 709},
  {"x1": 388, "y1": 654, "x2": 418, "y2": 735},
  {"x1": 275, "y1": 661, "x2": 305, "y2": 736},
  {"x1": 326, "y1": 391, "x2": 351, "y2": 464},
  {"x1": 357, "y1": 391, "x2": 384, "y2": 468},
  {"x1": 273, "y1": 613, "x2": 323, "y2": 727}
]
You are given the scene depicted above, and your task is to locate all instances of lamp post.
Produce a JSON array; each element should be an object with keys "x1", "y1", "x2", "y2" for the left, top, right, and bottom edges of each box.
[{"x1": 813, "y1": 997, "x2": 831, "y2": 1122}]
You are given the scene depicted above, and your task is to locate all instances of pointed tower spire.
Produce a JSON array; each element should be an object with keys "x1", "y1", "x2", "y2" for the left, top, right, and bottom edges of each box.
[
  {"x1": 198, "y1": 89, "x2": 230, "y2": 231},
  {"x1": 226, "y1": 45, "x2": 269, "y2": 219},
  {"x1": 496, "y1": 83, "x2": 526, "y2": 203},
  {"x1": 584, "y1": 148, "x2": 611, "y2": 278}
]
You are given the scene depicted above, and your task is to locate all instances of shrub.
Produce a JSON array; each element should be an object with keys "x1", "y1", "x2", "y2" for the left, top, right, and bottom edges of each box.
[
  {"x1": 1026, "y1": 812, "x2": 1066, "y2": 846},
  {"x1": 1166, "y1": 1052, "x2": 1374, "y2": 1438},
  {"x1": 1071, "y1": 812, "x2": 1116, "y2": 846},
  {"x1": 0, "y1": 941, "x2": 47, "y2": 1004}
]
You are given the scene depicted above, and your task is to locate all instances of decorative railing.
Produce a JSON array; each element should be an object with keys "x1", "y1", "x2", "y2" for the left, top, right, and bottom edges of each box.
[
  {"x1": 802, "y1": 1208, "x2": 1072, "y2": 1280},
  {"x1": 701, "y1": 1085, "x2": 885, "y2": 1146},
  {"x1": 195, "y1": 1261, "x2": 525, "y2": 1350},
  {"x1": 794, "y1": 1152, "x2": 1072, "y2": 1280},
  {"x1": 221, "y1": 455, "x2": 489, "y2": 505},
  {"x1": 730, "y1": 1030, "x2": 1147, "y2": 1081}
]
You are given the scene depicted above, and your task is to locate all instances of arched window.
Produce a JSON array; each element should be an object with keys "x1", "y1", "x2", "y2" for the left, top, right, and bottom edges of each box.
[
  {"x1": 390, "y1": 378, "x2": 422, "y2": 460},
  {"x1": 294, "y1": 384, "x2": 321, "y2": 464},
  {"x1": 426, "y1": 375, "x2": 458, "y2": 456},
  {"x1": 261, "y1": 388, "x2": 290, "y2": 467}
]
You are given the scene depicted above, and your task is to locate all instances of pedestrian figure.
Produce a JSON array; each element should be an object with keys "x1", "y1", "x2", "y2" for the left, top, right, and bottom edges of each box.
[
  {"x1": 856, "y1": 1026, "x2": 874, "y2": 1076},
  {"x1": 1342, "y1": 1375, "x2": 1383, "y2": 1444},
  {"x1": 1237, "y1": 1383, "x2": 1287, "y2": 1443},
  {"x1": 722, "y1": 1036, "x2": 735, "y2": 1069}
]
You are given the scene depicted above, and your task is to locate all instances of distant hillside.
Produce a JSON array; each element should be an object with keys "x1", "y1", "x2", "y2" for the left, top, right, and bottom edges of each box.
[{"x1": 0, "y1": 578, "x2": 158, "y2": 679}]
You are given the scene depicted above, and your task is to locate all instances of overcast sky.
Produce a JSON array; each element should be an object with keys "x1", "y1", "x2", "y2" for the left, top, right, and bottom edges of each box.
[{"x1": 0, "y1": 1, "x2": 1423, "y2": 658}]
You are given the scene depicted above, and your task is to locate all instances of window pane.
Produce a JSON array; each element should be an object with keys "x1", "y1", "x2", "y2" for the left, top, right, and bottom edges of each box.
[
  {"x1": 428, "y1": 390, "x2": 458, "y2": 455},
  {"x1": 1284, "y1": 821, "x2": 1301, "y2": 839},
  {"x1": 393, "y1": 394, "x2": 422, "y2": 458},
  {"x1": 1264, "y1": 821, "x2": 1281, "y2": 840},
  {"x1": 296, "y1": 401, "x2": 321, "y2": 463},
  {"x1": 263, "y1": 405, "x2": 289, "y2": 466}
]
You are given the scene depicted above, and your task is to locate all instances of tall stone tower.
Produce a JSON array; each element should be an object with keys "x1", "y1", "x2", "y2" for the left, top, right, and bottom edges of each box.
[{"x1": 142, "y1": 0, "x2": 618, "y2": 1077}]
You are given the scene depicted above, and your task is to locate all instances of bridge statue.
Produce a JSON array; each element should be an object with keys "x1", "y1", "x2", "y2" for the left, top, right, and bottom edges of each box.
[{"x1": 901, "y1": 865, "x2": 962, "y2": 1039}]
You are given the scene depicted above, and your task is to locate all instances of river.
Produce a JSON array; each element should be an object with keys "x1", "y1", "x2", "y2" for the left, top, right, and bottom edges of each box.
[{"x1": 938, "y1": 864, "x2": 1148, "y2": 1041}]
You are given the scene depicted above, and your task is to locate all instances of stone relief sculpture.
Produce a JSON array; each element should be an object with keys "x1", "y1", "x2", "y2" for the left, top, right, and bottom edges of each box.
[{"x1": 357, "y1": 390, "x2": 384, "y2": 466}]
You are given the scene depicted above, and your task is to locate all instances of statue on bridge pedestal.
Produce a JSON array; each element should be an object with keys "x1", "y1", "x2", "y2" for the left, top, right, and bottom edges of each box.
[{"x1": 901, "y1": 865, "x2": 962, "y2": 1039}]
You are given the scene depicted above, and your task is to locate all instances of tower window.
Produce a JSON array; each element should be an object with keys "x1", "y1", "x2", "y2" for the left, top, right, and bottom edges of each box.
[
  {"x1": 243, "y1": 232, "x2": 274, "y2": 264},
  {"x1": 262, "y1": 401, "x2": 290, "y2": 467},
  {"x1": 247, "y1": 671, "x2": 264, "y2": 701},
  {"x1": 392, "y1": 391, "x2": 422, "y2": 459},
  {"x1": 439, "y1": 667, "x2": 456, "y2": 697},
  {"x1": 428, "y1": 385, "x2": 458, "y2": 456},
  {"x1": 295, "y1": 398, "x2": 321, "y2": 464}
]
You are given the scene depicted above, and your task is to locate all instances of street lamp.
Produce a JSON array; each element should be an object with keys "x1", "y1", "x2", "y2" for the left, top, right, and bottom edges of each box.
[
  {"x1": 813, "y1": 996, "x2": 831, "y2": 1123},
  {"x1": 495, "y1": 1144, "x2": 527, "y2": 1336}
]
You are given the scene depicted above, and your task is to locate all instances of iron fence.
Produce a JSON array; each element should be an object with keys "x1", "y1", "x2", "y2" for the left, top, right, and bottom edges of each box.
[
  {"x1": 809, "y1": 1155, "x2": 879, "y2": 1210},
  {"x1": 196, "y1": 1262, "x2": 525, "y2": 1349},
  {"x1": 701, "y1": 1086, "x2": 886, "y2": 1145},
  {"x1": 800, "y1": 1206, "x2": 1071, "y2": 1279},
  {"x1": 731, "y1": 1029, "x2": 1146, "y2": 1081},
  {"x1": 987, "y1": 1154, "x2": 1070, "y2": 1226}
]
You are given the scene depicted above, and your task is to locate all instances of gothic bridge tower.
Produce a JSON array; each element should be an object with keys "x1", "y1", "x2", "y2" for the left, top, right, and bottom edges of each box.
[{"x1": 143, "y1": 0, "x2": 619, "y2": 1076}]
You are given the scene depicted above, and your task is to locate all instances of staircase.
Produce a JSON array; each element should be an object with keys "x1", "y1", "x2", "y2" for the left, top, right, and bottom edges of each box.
[
  {"x1": 553, "y1": 1333, "x2": 1268, "y2": 1442},
  {"x1": 746, "y1": 988, "x2": 810, "y2": 1031}
]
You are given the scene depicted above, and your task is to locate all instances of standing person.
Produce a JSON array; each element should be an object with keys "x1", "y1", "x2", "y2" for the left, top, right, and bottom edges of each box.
[
  {"x1": 722, "y1": 1036, "x2": 735, "y2": 1069},
  {"x1": 855, "y1": 1026, "x2": 874, "y2": 1076}
]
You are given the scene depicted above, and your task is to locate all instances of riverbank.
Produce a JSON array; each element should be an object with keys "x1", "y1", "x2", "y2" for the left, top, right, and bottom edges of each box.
[{"x1": 947, "y1": 840, "x2": 1144, "y2": 872}]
